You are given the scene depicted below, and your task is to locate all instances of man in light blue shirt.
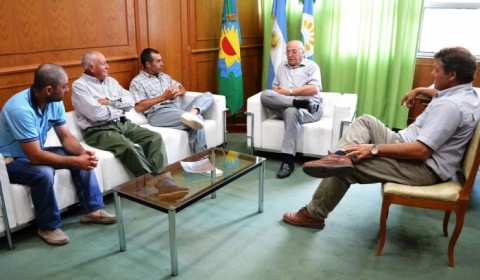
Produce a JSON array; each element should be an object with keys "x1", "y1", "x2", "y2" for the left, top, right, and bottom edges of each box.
[{"x1": 0, "y1": 64, "x2": 116, "y2": 245}]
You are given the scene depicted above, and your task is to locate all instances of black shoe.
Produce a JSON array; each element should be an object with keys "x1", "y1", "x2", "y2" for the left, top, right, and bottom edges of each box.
[
  {"x1": 277, "y1": 162, "x2": 294, "y2": 179},
  {"x1": 308, "y1": 102, "x2": 320, "y2": 114},
  {"x1": 292, "y1": 99, "x2": 319, "y2": 114}
]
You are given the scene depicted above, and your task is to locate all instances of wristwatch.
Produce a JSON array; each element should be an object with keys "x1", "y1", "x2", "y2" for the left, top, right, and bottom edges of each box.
[
  {"x1": 289, "y1": 88, "x2": 293, "y2": 96},
  {"x1": 371, "y1": 144, "x2": 379, "y2": 156}
]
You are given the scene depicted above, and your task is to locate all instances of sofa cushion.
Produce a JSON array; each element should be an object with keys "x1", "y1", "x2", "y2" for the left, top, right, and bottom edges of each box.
[{"x1": 261, "y1": 116, "x2": 334, "y2": 156}]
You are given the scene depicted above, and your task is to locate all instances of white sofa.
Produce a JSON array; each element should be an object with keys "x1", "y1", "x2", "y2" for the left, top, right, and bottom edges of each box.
[
  {"x1": 246, "y1": 91, "x2": 357, "y2": 157},
  {"x1": 0, "y1": 91, "x2": 226, "y2": 248}
]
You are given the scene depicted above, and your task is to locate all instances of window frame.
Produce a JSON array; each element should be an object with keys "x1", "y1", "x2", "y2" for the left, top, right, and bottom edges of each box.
[{"x1": 417, "y1": 1, "x2": 480, "y2": 59}]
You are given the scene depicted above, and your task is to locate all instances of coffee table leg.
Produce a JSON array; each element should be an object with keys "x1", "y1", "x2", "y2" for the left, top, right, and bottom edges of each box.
[
  {"x1": 168, "y1": 209, "x2": 178, "y2": 276},
  {"x1": 258, "y1": 161, "x2": 265, "y2": 213},
  {"x1": 114, "y1": 191, "x2": 126, "y2": 252}
]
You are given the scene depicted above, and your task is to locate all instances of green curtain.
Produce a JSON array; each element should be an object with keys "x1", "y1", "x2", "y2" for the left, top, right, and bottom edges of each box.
[{"x1": 262, "y1": 0, "x2": 424, "y2": 129}]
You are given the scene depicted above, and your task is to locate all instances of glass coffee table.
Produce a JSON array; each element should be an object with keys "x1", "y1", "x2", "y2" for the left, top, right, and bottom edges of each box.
[{"x1": 113, "y1": 148, "x2": 265, "y2": 276}]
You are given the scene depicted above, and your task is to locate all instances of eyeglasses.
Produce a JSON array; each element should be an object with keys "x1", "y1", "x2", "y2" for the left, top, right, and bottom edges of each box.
[{"x1": 286, "y1": 49, "x2": 302, "y2": 55}]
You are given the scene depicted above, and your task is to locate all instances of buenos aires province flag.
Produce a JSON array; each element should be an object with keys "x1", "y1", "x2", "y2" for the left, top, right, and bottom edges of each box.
[
  {"x1": 218, "y1": 0, "x2": 243, "y2": 114},
  {"x1": 301, "y1": 0, "x2": 314, "y2": 60}
]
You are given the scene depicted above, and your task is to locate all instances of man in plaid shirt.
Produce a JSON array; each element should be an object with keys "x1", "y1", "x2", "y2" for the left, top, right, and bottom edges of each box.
[{"x1": 130, "y1": 48, "x2": 214, "y2": 154}]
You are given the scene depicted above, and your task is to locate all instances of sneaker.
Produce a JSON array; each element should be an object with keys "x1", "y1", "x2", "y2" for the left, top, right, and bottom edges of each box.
[
  {"x1": 155, "y1": 177, "x2": 190, "y2": 199},
  {"x1": 200, "y1": 168, "x2": 224, "y2": 177},
  {"x1": 283, "y1": 207, "x2": 325, "y2": 229},
  {"x1": 180, "y1": 112, "x2": 204, "y2": 129},
  {"x1": 37, "y1": 228, "x2": 70, "y2": 245},
  {"x1": 80, "y1": 209, "x2": 117, "y2": 225},
  {"x1": 302, "y1": 153, "x2": 354, "y2": 178}
]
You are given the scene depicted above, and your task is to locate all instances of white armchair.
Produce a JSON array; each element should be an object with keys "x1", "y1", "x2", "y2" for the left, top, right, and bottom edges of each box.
[{"x1": 246, "y1": 91, "x2": 357, "y2": 158}]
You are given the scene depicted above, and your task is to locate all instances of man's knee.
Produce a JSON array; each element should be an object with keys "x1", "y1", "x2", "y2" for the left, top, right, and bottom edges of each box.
[
  {"x1": 284, "y1": 107, "x2": 301, "y2": 120},
  {"x1": 31, "y1": 165, "x2": 56, "y2": 187},
  {"x1": 260, "y1": 90, "x2": 276, "y2": 105}
]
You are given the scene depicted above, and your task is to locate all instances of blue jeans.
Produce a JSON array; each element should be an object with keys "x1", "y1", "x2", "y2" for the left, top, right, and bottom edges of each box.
[{"x1": 6, "y1": 147, "x2": 104, "y2": 230}]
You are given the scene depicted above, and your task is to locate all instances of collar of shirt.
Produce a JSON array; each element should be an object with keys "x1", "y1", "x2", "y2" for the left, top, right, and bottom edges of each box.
[
  {"x1": 435, "y1": 83, "x2": 473, "y2": 100},
  {"x1": 81, "y1": 73, "x2": 104, "y2": 84},
  {"x1": 140, "y1": 70, "x2": 165, "y2": 79}
]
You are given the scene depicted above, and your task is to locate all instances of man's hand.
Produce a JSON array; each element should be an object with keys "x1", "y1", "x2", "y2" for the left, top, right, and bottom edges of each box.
[
  {"x1": 400, "y1": 90, "x2": 418, "y2": 108},
  {"x1": 79, "y1": 150, "x2": 99, "y2": 170},
  {"x1": 163, "y1": 86, "x2": 181, "y2": 100},
  {"x1": 400, "y1": 87, "x2": 437, "y2": 108},
  {"x1": 98, "y1": 98, "x2": 109, "y2": 105},
  {"x1": 344, "y1": 144, "x2": 374, "y2": 161},
  {"x1": 272, "y1": 86, "x2": 289, "y2": 96}
]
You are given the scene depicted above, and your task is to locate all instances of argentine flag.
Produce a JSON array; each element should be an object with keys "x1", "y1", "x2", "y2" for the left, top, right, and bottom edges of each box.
[
  {"x1": 267, "y1": 0, "x2": 288, "y2": 89},
  {"x1": 301, "y1": 0, "x2": 314, "y2": 60}
]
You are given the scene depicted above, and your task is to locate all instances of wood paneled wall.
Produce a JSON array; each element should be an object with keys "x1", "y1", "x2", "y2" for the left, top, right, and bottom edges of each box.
[
  {"x1": 0, "y1": 0, "x2": 264, "y2": 126},
  {"x1": 0, "y1": 0, "x2": 139, "y2": 112}
]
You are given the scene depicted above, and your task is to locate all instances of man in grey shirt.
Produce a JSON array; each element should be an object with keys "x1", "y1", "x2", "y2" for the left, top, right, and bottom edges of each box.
[
  {"x1": 283, "y1": 46, "x2": 480, "y2": 229},
  {"x1": 261, "y1": 40, "x2": 324, "y2": 179}
]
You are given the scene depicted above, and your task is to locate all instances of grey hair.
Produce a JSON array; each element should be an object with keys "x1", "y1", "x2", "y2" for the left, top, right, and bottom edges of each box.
[
  {"x1": 81, "y1": 51, "x2": 96, "y2": 70},
  {"x1": 288, "y1": 40, "x2": 305, "y2": 52}
]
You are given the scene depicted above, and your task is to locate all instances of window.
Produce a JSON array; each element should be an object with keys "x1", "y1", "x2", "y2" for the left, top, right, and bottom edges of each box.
[{"x1": 418, "y1": 0, "x2": 480, "y2": 58}]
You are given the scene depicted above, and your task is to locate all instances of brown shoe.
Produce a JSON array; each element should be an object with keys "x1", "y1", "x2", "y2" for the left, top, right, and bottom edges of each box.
[
  {"x1": 155, "y1": 177, "x2": 189, "y2": 199},
  {"x1": 302, "y1": 153, "x2": 354, "y2": 178},
  {"x1": 81, "y1": 209, "x2": 117, "y2": 225},
  {"x1": 37, "y1": 228, "x2": 70, "y2": 245},
  {"x1": 283, "y1": 207, "x2": 325, "y2": 229}
]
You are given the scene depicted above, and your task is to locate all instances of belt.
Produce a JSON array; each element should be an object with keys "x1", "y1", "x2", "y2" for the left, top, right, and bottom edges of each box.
[{"x1": 105, "y1": 116, "x2": 127, "y2": 125}]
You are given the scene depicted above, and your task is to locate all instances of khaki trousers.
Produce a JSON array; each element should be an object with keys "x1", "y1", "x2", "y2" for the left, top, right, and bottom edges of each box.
[{"x1": 307, "y1": 114, "x2": 440, "y2": 220}]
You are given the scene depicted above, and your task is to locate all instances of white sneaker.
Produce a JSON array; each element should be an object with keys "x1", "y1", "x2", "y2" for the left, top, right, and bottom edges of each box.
[
  {"x1": 201, "y1": 168, "x2": 224, "y2": 177},
  {"x1": 180, "y1": 112, "x2": 204, "y2": 129}
]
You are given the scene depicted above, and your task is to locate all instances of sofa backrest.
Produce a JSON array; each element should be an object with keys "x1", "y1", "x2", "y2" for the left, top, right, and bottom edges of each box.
[{"x1": 125, "y1": 109, "x2": 148, "y2": 125}]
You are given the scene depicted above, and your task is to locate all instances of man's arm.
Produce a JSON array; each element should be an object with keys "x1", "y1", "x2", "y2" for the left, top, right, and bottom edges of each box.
[
  {"x1": 54, "y1": 124, "x2": 85, "y2": 156},
  {"x1": 20, "y1": 139, "x2": 97, "y2": 170},
  {"x1": 134, "y1": 86, "x2": 184, "y2": 112},
  {"x1": 272, "y1": 84, "x2": 319, "y2": 96},
  {"x1": 401, "y1": 87, "x2": 438, "y2": 108},
  {"x1": 344, "y1": 141, "x2": 433, "y2": 161}
]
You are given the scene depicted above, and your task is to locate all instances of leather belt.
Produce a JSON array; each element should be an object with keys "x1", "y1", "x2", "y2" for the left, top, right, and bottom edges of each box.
[{"x1": 106, "y1": 116, "x2": 127, "y2": 125}]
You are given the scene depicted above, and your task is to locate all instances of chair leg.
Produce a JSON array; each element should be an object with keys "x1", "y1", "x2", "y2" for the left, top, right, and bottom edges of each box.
[
  {"x1": 376, "y1": 197, "x2": 391, "y2": 256},
  {"x1": 443, "y1": 211, "x2": 451, "y2": 237},
  {"x1": 448, "y1": 209, "x2": 466, "y2": 267}
]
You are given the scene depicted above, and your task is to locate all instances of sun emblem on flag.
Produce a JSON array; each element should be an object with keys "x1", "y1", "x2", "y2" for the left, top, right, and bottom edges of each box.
[
  {"x1": 219, "y1": 25, "x2": 241, "y2": 67},
  {"x1": 301, "y1": 17, "x2": 315, "y2": 55},
  {"x1": 271, "y1": 31, "x2": 281, "y2": 49}
]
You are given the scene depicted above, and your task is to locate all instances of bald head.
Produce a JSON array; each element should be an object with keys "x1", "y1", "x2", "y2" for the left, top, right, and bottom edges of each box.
[
  {"x1": 81, "y1": 51, "x2": 109, "y2": 80},
  {"x1": 286, "y1": 40, "x2": 306, "y2": 67}
]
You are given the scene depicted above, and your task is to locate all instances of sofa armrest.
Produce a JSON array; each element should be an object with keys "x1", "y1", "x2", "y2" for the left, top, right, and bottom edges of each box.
[
  {"x1": 179, "y1": 91, "x2": 227, "y2": 146},
  {"x1": 0, "y1": 153, "x2": 17, "y2": 247},
  {"x1": 246, "y1": 92, "x2": 270, "y2": 150},
  {"x1": 331, "y1": 93, "x2": 358, "y2": 149}
]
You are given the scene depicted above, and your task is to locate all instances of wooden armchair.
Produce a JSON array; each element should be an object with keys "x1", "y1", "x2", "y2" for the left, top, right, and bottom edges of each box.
[{"x1": 376, "y1": 121, "x2": 480, "y2": 267}]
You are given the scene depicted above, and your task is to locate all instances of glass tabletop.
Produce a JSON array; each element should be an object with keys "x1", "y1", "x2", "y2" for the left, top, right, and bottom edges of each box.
[{"x1": 113, "y1": 148, "x2": 265, "y2": 212}]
